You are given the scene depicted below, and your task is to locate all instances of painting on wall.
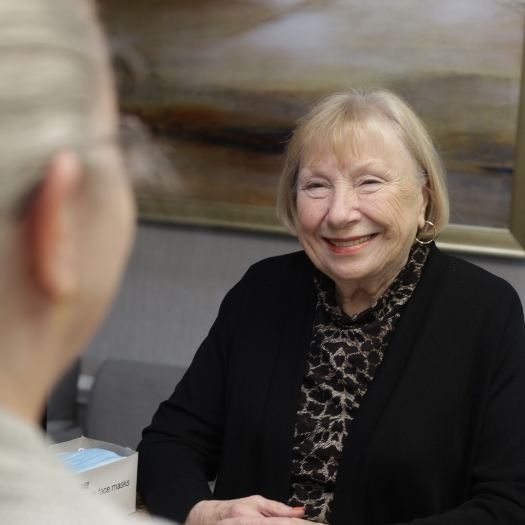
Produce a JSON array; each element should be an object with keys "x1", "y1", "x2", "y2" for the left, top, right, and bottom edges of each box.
[{"x1": 98, "y1": 0, "x2": 525, "y2": 256}]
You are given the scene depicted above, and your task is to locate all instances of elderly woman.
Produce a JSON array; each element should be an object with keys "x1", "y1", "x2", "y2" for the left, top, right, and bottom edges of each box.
[
  {"x1": 0, "y1": 1, "x2": 170, "y2": 523},
  {"x1": 138, "y1": 89, "x2": 525, "y2": 525}
]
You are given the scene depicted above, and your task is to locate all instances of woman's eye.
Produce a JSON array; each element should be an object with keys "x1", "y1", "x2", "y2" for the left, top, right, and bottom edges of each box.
[
  {"x1": 301, "y1": 181, "x2": 330, "y2": 198},
  {"x1": 359, "y1": 178, "x2": 382, "y2": 191},
  {"x1": 306, "y1": 182, "x2": 324, "y2": 189}
]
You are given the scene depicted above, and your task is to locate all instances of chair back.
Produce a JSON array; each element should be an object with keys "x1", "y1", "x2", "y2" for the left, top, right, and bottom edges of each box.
[{"x1": 85, "y1": 358, "x2": 186, "y2": 449}]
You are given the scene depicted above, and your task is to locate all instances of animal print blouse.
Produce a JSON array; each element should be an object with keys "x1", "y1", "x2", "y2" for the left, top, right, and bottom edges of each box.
[{"x1": 287, "y1": 244, "x2": 429, "y2": 523}]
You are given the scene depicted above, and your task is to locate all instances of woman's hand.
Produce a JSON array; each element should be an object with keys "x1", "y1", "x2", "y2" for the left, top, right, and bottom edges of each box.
[{"x1": 185, "y1": 495, "x2": 305, "y2": 525}]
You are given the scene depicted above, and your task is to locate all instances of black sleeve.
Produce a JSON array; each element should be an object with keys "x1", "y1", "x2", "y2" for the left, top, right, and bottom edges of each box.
[
  {"x1": 395, "y1": 287, "x2": 525, "y2": 524},
  {"x1": 137, "y1": 275, "x2": 247, "y2": 523}
]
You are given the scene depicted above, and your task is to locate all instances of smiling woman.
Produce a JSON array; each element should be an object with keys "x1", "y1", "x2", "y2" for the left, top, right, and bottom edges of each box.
[
  {"x1": 276, "y1": 90, "x2": 449, "y2": 314},
  {"x1": 295, "y1": 118, "x2": 428, "y2": 314},
  {"x1": 138, "y1": 88, "x2": 525, "y2": 525}
]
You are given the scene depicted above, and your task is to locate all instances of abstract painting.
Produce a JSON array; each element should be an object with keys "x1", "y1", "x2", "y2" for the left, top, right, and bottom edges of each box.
[{"x1": 98, "y1": 0, "x2": 525, "y2": 255}]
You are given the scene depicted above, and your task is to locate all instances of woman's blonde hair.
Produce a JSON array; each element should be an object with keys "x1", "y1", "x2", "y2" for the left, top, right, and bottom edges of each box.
[
  {"x1": 0, "y1": 0, "x2": 112, "y2": 217},
  {"x1": 277, "y1": 88, "x2": 449, "y2": 241}
]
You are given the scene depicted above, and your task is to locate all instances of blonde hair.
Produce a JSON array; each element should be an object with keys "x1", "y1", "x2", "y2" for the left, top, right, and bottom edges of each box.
[
  {"x1": 0, "y1": 0, "x2": 112, "y2": 217},
  {"x1": 277, "y1": 88, "x2": 449, "y2": 241}
]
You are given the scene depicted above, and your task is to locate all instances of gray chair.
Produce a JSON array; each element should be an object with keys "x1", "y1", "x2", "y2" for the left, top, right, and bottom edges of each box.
[
  {"x1": 84, "y1": 358, "x2": 186, "y2": 449},
  {"x1": 47, "y1": 359, "x2": 83, "y2": 442}
]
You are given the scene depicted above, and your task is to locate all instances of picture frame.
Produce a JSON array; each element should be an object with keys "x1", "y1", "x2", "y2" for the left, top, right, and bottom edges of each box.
[{"x1": 101, "y1": 1, "x2": 525, "y2": 258}]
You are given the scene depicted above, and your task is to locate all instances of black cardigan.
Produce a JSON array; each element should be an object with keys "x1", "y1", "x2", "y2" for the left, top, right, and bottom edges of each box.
[{"x1": 138, "y1": 245, "x2": 525, "y2": 525}]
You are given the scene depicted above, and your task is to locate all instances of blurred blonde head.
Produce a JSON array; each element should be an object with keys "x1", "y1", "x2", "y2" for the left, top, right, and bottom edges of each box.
[
  {"x1": 0, "y1": 0, "x2": 136, "y2": 422},
  {"x1": 0, "y1": 0, "x2": 115, "y2": 221},
  {"x1": 277, "y1": 88, "x2": 449, "y2": 242}
]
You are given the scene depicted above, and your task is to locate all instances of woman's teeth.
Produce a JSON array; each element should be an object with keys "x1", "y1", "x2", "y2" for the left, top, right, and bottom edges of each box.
[{"x1": 330, "y1": 234, "x2": 373, "y2": 247}]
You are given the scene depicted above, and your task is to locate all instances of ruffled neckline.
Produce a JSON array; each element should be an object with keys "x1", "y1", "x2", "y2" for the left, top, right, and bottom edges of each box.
[{"x1": 315, "y1": 243, "x2": 430, "y2": 327}]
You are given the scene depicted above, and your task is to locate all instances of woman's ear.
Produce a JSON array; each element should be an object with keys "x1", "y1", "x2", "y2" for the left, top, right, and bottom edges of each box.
[
  {"x1": 25, "y1": 150, "x2": 83, "y2": 300},
  {"x1": 418, "y1": 182, "x2": 429, "y2": 229}
]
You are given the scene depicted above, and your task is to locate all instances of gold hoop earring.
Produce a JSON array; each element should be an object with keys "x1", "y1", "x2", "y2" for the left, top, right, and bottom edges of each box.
[{"x1": 415, "y1": 220, "x2": 436, "y2": 245}]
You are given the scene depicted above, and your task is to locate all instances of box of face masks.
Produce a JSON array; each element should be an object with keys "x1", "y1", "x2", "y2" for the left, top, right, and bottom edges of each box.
[{"x1": 49, "y1": 436, "x2": 137, "y2": 515}]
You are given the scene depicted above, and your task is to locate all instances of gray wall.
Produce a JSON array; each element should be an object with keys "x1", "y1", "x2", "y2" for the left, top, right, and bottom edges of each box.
[{"x1": 83, "y1": 222, "x2": 525, "y2": 375}]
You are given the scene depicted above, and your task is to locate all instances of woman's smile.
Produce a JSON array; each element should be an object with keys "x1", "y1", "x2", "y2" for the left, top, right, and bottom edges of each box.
[{"x1": 323, "y1": 233, "x2": 377, "y2": 253}]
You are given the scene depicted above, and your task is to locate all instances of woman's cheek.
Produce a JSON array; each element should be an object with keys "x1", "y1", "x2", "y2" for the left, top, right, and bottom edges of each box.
[
  {"x1": 364, "y1": 191, "x2": 403, "y2": 220},
  {"x1": 298, "y1": 197, "x2": 326, "y2": 230}
]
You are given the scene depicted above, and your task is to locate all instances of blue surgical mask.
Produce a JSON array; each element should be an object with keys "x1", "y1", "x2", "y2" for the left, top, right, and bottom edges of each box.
[{"x1": 57, "y1": 448, "x2": 123, "y2": 473}]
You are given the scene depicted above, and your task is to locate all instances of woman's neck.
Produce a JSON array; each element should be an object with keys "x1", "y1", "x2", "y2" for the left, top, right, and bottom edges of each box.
[
  {"x1": 335, "y1": 278, "x2": 393, "y2": 316},
  {"x1": 0, "y1": 364, "x2": 48, "y2": 425},
  {"x1": 0, "y1": 317, "x2": 68, "y2": 426},
  {"x1": 334, "y1": 257, "x2": 409, "y2": 316}
]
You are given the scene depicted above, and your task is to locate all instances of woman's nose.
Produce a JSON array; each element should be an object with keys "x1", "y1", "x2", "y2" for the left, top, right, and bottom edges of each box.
[{"x1": 325, "y1": 186, "x2": 361, "y2": 229}]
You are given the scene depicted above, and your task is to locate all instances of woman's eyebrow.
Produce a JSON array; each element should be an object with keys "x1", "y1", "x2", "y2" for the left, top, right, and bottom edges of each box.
[
  {"x1": 298, "y1": 166, "x2": 331, "y2": 178},
  {"x1": 348, "y1": 160, "x2": 385, "y2": 174},
  {"x1": 300, "y1": 159, "x2": 387, "y2": 179}
]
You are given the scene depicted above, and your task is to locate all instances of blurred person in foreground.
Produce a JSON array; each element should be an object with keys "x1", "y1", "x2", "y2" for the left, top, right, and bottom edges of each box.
[
  {"x1": 138, "y1": 88, "x2": 525, "y2": 525},
  {"x1": 0, "y1": 0, "x2": 171, "y2": 523}
]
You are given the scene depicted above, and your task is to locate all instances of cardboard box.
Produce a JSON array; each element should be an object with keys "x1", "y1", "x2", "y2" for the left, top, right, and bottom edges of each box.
[{"x1": 49, "y1": 436, "x2": 137, "y2": 515}]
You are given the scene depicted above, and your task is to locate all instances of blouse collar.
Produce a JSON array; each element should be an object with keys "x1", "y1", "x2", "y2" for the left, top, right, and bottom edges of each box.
[{"x1": 315, "y1": 243, "x2": 430, "y2": 326}]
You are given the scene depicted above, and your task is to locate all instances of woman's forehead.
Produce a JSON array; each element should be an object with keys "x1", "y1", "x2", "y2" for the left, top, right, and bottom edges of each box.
[{"x1": 300, "y1": 118, "x2": 413, "y2": 169}]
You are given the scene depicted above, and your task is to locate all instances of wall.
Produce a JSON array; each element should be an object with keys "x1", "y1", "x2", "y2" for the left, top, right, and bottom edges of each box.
[
  {"x1": 83, "y1": 223, "x2": 299, "y2": 375},
  {"x1": 83, "y1": 222, "x2": 525, "y2": 376}
]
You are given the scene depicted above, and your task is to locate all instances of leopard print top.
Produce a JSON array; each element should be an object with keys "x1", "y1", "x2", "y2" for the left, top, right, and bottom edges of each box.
[{"x1": 287, "y1": 244, "x2": 429, "y2": 523}]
